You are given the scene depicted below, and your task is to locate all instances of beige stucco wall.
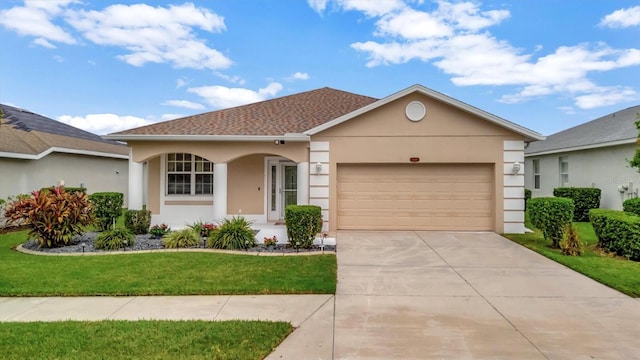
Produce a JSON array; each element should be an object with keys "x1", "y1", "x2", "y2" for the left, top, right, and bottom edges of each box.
[
  {"x1": 0, "y1": 153, "x2": 128, "y2": 204},
  {"x1": 525, "y1": 144, "x2": 640, "y2": 210},
  {"x1": 313, "y1": 93, "x2": 524, "y2": 233},
  {"x1": 227, "y1": 154, "x2": 265, "y2": 214},
  {"x1": 147, "y1": 157, "x2": 161, "y2": 214},
  {"x1": 129, "y1": 141, "x2": 308, "y2": 164}
]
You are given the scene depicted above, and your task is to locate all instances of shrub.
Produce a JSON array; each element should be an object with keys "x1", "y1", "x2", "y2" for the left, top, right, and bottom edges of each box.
[
  {"x1": 589, "y1": 209, "x2": 640, "y2": 261},
  {"x1": 149, "y1": 223, "x2": 171, "y2": 238},
  {"x1": 124, "y1": 207, "x2": 151, "y2": 235},
  {"x1": 622, "y1": 197, "x2": 640, "y2": 216},
  {"x1": 188, "y1": 221, "x2": 217, "y2": 238},
  {"x1": 41, "y1": 186, "x2": 86, "y2": 194},
  {"x1": 95, "y1": 227, "x2": 134, "y2": 250},
  {"x1": 524, "y1": 189, "x2": 532, "y2": 209},
  {"x1": 88, "y1": 192, "x2": 124, "y2": 231},
  {"x1": 285, "y1": 205, "x2": 322, "y2": 249},
  {"x1": 553, "y1": 187, "x2": 601, "y2": 222},
  {"x1": 209, "y1": 216, "x2": 256, "y2": 250},
  {"x1": 3, "y1": 187, "x2": 93, "y2": 248},
  {"x1": 559, "y1": 223, "x2": 582, "y2": 256},
  {"x1": 162, "y1": 228, "x2": 200, "y2": 248},
  {"x1": 528, "y1": 197, "x2": 574, "y2": 247}
]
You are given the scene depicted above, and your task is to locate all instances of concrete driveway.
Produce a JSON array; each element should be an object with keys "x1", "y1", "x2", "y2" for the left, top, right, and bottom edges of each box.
[{"x1": 334, "y1": 231, "x2": 640, "y2": 359}]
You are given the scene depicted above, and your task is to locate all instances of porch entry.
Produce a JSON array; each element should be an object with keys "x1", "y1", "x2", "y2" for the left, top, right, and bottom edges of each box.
[{"x1": 267, "y1": 160, "x2": 298, "y2": 220}]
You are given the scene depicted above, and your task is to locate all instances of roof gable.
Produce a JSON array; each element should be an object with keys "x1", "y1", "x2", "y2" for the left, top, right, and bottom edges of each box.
[
  {"x1": 525, "y1": 105, "x2": 640, "y2": 156},
  {"x1": 306, "y1": 84, "x2": 544, "y2": 142}
]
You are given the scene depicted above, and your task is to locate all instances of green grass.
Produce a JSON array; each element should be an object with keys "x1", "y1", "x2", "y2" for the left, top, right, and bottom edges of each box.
[
  {"x1": 505, "y1": 222, "x2": 640, "y2": 297},
  {"x1": 0, "y1": 230, "x2": 337, "y2": 296},
  {"x1": 0, "y1": 320, "x2": 292, "y2": 360}
]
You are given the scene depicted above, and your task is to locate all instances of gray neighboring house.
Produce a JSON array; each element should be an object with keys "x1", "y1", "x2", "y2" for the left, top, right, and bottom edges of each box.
[
  {"x1": 525, "y1": 105, "x2": 640, "y2": 210},
  {"x1": 0, "y1": 104, "x2": 129, "y2": 204}
]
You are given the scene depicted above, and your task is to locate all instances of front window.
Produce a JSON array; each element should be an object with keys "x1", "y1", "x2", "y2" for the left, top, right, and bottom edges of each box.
[
  {"x1": 559, "y1": 156, "x2": 569, "y2": 186},
  {"x1": 167, "y1": 153, "x2": 213, "y2": 195},
  {"x1": 533, "y1": 159, "x2": 540, "y2": 190}
]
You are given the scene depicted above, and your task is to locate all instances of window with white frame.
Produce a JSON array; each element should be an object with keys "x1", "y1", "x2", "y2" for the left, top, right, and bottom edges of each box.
[
  {"x1": 533, "y1": 159, "x2": 540, "y2": 190},
  {"x1": 167, "y1": 153, "x2": 213, "y2": 195},
  {"x1": 559, "y1": 156, "x2": 569, "y2": 186}
]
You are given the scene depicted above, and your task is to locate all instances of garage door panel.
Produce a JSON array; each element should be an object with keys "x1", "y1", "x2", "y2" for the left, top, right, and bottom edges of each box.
[{"x1": 337, "y1": 164, "x2": 494, "y2": 231}]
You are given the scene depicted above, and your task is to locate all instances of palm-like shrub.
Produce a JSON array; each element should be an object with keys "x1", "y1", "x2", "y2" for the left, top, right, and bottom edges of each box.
[
  {"x1": 162, "y1": 228, "x2": 200, "y2": 248},
  {"x1": 95, "y1": 227, "x2": 135, "y2": 250},
  {"x1": 3, "y1": 187, "x2": 93, "y2": 248},
  {"x1": 209, "y1": 216, "x2": 256, "y2": 250}
]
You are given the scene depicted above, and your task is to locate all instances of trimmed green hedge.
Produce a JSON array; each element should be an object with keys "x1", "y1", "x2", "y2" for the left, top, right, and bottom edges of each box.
[
  {"x1": 589, "y1": 209, "x2": 640, "y2": 261},
  {"x1": 285, "y1": 205, "x2": 322, "y2": 249},
  {"x1": 89, "y1": 192, "x2": 124, "y2": 231},
  {"x1": 622, "y1": 197, "x2": 640, "y2": 216},
  {"x1": 528, "y1": 197, "x2": 574, "y2": 247},
  {"x1": 553, "y1": 187, "x2": 601, "y2": 222},
  {"x1": 524, "y1": 189, "x2": 532, "y2": 209}
]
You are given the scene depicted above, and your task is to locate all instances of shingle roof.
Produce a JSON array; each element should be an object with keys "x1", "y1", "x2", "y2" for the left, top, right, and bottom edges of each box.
[
  {"x1": 110, "y1": 87, "x2": 378, "y2": 136},
  {"x1": 525, "y1": 105, "x2": 640, "y2": 155},
  {"x1": 0, "y1": 104, "x2": 128, "y2": 158}
]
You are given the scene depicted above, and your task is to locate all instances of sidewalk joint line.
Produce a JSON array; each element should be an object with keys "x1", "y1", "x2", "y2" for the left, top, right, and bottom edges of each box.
[{"x1": 213, "y1": 295, "x2": 232, "y2": 320}]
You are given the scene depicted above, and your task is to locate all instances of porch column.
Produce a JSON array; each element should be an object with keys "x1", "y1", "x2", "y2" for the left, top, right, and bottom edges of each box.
[
  {"x1": 128, "y1": 148, "x2": 144, "y2": 210},
  {"x1": 297, "y1": 162, "x2": 309, "y2": 205},
  {"x1": 213, "y1": 162, "x2": 228, "y2": 221}
]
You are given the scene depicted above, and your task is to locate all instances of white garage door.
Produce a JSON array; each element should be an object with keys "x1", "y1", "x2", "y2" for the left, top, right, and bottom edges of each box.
[{"x1": 337, "y1": 164, "x2": 494, "y2": 230}]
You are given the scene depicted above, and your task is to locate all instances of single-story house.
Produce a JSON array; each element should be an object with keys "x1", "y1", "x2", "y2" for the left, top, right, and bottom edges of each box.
[
  {"x1": 525, "y1": 105, "x2": 640, "y2": 210},
  {"x1": 104, "y1": 84, "x2": 543, "y2": 234},
  {"x1": 0, "y1": 104, "x2": 129, "y2": 202}
]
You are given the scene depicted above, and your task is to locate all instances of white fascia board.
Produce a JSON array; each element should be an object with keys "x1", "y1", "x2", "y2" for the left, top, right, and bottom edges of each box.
[
  {"x1": 525, "y1": 138, "x2": 636, "y2": 157},
  {"x1": 305, "y1": 84, "x2": 545, "y2": 142},
  {"x1": 102, "y1": 134, "x2": 310, "y2": 142},
  {"x1": 0, "y1": 147, "x2": 128, "y2": 160}
]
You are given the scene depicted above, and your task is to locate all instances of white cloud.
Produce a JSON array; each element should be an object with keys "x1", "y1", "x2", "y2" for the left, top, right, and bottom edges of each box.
[
  {"x1": 0, "y1": 0, "x2": 76, "y2": 45},
  {"x1": 319, "y1": 0, "x2": 640, "y2": 109},
  {"x1": 188, "y1": 83, "x2": 284, "y2": 109},
  {"x1": 308, "y1": 0, "x2": 329, "y2": 14},
  {"x1": 53, "y1": 55, "x2": 64, "y2": 63},
  {"x1": 176, "y1": 78, "x2": 187, "y2": 88},
  {"x1": 32, "y1": 37, "x2": 56, "y2": 48},
  {"x1": 287, "y1": 72, "x2": 310, "y2": 81},
  {"x1": 600, "y1": 6, "x2": 640, "y2": 28},
  {"x1": 57, "y1": 114, "x2": 154, "y2": 135},
  {"x1": 65, "y1": 3, "x2": 232, "y2": 70},
  {"x1": 162, "y1": 100, "x2": 206, "y2": 110},
  {"x1": 557, "y1": 106, "x2": 576, "y2": 115},
  {"x1": 215, "y1": 72, "x2": 246, "y2": 84},
  {"x1": 574, "y1": 87, "x2": 638, "y2": 109}
]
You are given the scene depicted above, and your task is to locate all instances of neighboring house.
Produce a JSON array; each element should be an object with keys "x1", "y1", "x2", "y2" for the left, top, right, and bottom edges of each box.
[
  {"x1": 0, "y1": 104, "x2": 129, "y2": 203},
  {"x1": 104, "y1": 85, "x2": 543, "y2": 234},
  {"x1": 525, "y1": 105, "x2": 640, "y2": 210}
]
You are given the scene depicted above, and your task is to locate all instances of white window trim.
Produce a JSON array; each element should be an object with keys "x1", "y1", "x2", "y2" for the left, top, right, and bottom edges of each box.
[
  {"x1": 165, "y1": 153, "x2": 215, "y2": 198},
  {"x1": 559, "y1": 156, "x2": 569, "y2": 187},
  {"x1": 532, "y1": 159, "x2": 541, "y2": 190}
]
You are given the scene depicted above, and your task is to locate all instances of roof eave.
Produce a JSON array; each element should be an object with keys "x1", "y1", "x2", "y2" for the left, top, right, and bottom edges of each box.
[
  {"x1": 525, "y1": 138, "x2": 636, "y2": 157},
  {"x1": 102, "y1": 134, "x2": 311, "y2": 142},
  {"x1": 304, "y1": 84, "x2": 545, "y2": 142},
  {"x1": 0, "y1": 147, "x2": 129, "y2": 160}
]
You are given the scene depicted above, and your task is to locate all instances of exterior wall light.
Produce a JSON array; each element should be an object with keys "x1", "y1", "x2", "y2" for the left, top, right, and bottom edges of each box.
[
  {"x1": 315, "y1": 162, "x2": 322, "y2": 174},
  {"x1": 512, "y1": 161, "x2": 521, "y2": 175}
]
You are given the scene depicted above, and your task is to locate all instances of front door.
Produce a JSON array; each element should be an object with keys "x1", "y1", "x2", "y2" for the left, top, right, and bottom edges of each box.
[{"x1": 267, "y1": 160, "x2": 298, "y2": 220}]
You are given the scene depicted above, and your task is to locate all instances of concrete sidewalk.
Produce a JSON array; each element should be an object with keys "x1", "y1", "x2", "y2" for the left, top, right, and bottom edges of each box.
[{"x1": 0, "y1": 294, "x2": 335, "y2": 359}]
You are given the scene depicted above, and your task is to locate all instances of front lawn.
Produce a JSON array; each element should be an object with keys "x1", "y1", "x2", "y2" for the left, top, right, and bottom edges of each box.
[
  {"x1": 0, "y1": 320, "x2": 292, "y2": 360},
  {"x1": 505, "y1": 222, "x2": 640, "y2": 297},
  {"x1": 0, "y1": 230, "x2": 337, "y2": 296}
]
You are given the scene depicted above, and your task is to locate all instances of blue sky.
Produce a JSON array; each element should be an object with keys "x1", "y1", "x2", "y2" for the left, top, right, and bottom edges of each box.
[{"x1": 1, "y1": 0, "x2": 639, "y2": 136}]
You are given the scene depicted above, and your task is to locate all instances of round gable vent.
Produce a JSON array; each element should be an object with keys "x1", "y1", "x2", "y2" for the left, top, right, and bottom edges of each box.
[{"x1": 405, "y1": 101, "x2": 426, "y2": 122}]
